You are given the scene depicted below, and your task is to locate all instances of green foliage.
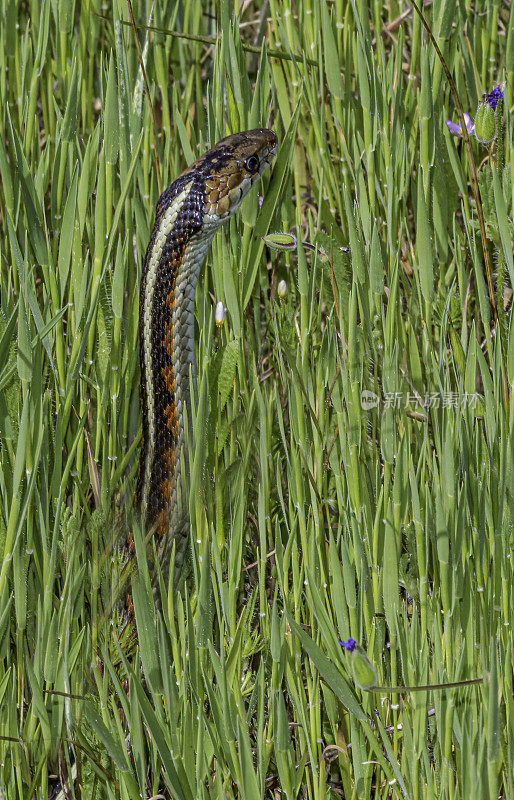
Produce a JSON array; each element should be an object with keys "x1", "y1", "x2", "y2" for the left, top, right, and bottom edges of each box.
[{"x1": 0, "y1": 0, "x2": 512, "y2": 798}]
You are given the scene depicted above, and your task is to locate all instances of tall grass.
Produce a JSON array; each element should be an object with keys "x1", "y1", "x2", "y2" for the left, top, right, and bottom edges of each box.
[{"x1": 0, "y1": 0, "x2": 512, "y2": 798}]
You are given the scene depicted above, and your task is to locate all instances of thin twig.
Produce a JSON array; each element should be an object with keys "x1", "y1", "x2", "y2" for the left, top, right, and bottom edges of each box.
[
  {"x1": 372, "y1": 676, "x2": 483, "y2": 693},
  {"x1": 323, "y1": 424, "x2": 339, "y2": 471},
  {"x1": 96, "y1": 12, "x2": 318, "y2": 67}
]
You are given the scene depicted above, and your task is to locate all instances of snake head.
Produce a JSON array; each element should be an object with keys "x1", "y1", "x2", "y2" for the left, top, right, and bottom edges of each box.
[{"x1": 181, "y1": 128, "x2": 278, "y2": 221}]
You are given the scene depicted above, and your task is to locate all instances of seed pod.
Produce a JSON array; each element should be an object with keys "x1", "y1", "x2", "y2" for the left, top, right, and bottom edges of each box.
[
  {"x1": 262, "y1": 232, "x2": 298, "y2": 251},
  {"x1": 340, "y1": 638, "x2": 378, "y2": 690},
  {"x1": 474, "y1": 101, "x2": 496, "y2": 143},
  {"x1": 474, "y1": 84, "x2": 504, "y2": 143}
]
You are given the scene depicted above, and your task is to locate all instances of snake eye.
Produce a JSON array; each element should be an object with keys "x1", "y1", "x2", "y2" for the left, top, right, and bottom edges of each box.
[{"x1": 245, "y1": 155, "x2": 260, "y2": 173}]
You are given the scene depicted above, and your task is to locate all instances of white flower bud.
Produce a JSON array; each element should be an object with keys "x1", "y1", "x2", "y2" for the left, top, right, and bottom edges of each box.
[
  {"x1": 215, "y1": 301, "x2": 225, "y2": 328},
  {"x1": 277, "y1": 280, "x2": 288, "y2": 299}
]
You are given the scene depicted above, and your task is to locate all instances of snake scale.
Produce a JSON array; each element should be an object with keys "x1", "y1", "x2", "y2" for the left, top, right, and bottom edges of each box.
[{"x1": 136, "y1": 129, "x2": 278, "y2": 573}]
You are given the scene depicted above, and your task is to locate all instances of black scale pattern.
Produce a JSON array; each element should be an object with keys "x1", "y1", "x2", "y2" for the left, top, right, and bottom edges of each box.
[{"x1": 136, "y1": 174, "x2": 206, "y2": 526}]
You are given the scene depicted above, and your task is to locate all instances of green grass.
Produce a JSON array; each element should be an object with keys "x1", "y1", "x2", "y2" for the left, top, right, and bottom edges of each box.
[{"x1": 0, "y1": 0, "x2": 513, "y2": 798}]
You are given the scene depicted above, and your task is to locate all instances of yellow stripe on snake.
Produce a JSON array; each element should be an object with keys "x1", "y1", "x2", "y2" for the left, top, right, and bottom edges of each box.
[{"x1": 136, "y1": 129, "x2": 278, "y2": 574}]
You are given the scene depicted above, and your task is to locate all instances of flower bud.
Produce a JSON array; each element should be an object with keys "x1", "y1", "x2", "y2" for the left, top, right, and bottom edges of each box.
[
  {"x1": 277, "y1": 279, "x2": 288, "y2": 299},
  {"x1": 215, "y1": 301, "x2": 225, "y2": 328}
]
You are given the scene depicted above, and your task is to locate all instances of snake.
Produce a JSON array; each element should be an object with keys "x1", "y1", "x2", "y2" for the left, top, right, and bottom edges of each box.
[{"x1": 136, "y1": 128, "x2": 278, "y2": 574}]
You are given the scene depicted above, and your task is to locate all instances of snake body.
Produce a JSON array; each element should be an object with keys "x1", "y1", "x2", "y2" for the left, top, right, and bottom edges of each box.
[{"x1": 136, "y1": 129, "x2": 277, "y2": 571}]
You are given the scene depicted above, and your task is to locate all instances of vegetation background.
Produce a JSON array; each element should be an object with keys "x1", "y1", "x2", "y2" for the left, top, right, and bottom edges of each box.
[{"x1": 0, "y1": 0, "x2": 512, "y2": 797}]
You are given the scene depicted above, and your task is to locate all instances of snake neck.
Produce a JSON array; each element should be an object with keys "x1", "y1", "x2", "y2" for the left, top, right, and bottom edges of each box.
[{"x1": 136, "y1": 178, "x2": 216, "y2": 566}]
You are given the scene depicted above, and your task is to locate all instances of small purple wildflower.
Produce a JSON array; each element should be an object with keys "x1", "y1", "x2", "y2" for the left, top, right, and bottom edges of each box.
[
  {"x1": 484, "y1": 86, "x2": 503, "y2": 110},
  {"x1": 445, "y1": 112, "x2": 475, "y2": 138},
  {"x1": 339, "y1": 638, "x2": 357, "y2": 652}
]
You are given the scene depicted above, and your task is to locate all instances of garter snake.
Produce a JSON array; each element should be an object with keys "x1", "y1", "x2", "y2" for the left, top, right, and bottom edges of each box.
[{"x1": 136, "y1": 128, "x2": 278, "y2": 573}]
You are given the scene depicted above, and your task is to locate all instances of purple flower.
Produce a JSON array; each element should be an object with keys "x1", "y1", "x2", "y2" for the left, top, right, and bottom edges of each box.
[
  {"x1": 339, "y1": 638, "x2": 357, "y2": 652},
  {"x1": 446, "y1": 112, "x2": 475, "y2": 138},
  {"x1": 484, "y1": 86, "x2": 503, "y2": 110}
]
